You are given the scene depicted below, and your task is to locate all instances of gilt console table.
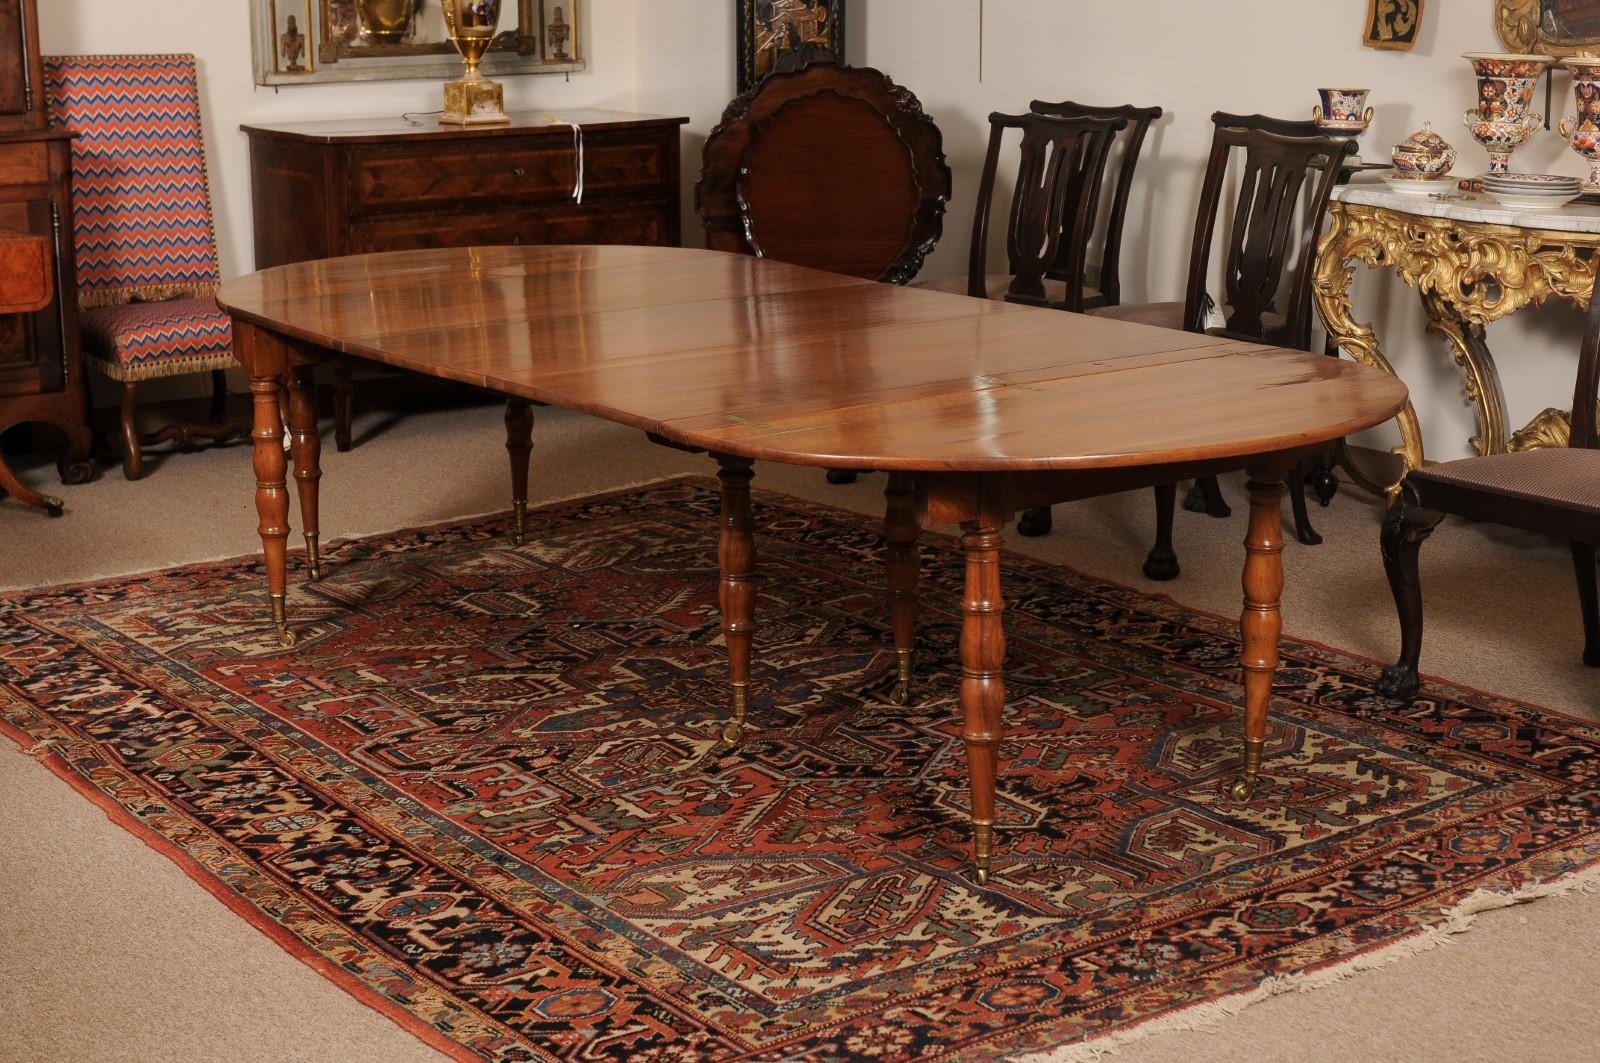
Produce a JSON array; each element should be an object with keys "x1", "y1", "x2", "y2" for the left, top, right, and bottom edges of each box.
[
  {"x1": 216, "y1": 244, "x2": 1407, "y2": 882},
  {"x1": 1314, "y1": 180, "x2": 1600, "y2": 491},
  {"x1": 242, "y1": 109, "x2": 688, "y2": 451}
]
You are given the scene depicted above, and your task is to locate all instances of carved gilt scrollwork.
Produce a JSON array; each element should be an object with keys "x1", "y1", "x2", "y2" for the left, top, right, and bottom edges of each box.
[
  {"x1": 1315, "y1": 201, "x2": 1600, "y2": 481},
  {"x1": 1495, "y1": 0, "x2": 1541, "y2": 54}
]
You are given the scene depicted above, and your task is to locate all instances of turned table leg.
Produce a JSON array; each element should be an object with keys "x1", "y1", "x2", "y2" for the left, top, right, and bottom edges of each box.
[
  {"x1": 716, "y1": 455, "x2": 756, "y2": 745},
  {"x1": 505, "y1": 398, "x2": 534, "y2": 546},
  {"x1": 1231, "y1": 472, "x2": 1286, "y2": 801},
  {"x1": 960, "y1": 514, "x2": 1006, "y2": 885},
  {"x1": 287, "y1": 363, "x2": 322, "y2": 581},
  {"x1": 252, "y1": 374, "x2": 296, "y2": 648},
  {"x1": 884, "y1": 472, "x2": 920, "y2": 706}
]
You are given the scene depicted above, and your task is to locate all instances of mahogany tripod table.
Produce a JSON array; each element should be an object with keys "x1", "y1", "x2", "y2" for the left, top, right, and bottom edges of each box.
[{"x1": 217, "y1": 245, "x2": 1408, "y2": 884}]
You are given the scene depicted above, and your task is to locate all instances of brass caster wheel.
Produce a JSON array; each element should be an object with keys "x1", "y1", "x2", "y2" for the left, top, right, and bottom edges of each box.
[
  {"x1": 888, "y1": 680, "x2": 912, "y2": 707},
  {"x1": 275, "y1": 626, "x2": 300, "y2": 649},
  {"x1": 719, "y1": 719, "x2": 744, "y2": 746},
  {"x1": 43, "y1": 495, "x2": 65, "y2": 518},
  {"x1": 1229, "y1": 777, "x2": 1257, "y2": 802},
  {"x1": 971, "y1": 864, "x2": 990, "y2": 887}
]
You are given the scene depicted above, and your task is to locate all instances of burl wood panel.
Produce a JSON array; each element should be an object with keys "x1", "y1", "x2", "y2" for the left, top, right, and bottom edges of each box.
[{"x1": 0, "y1": 231, "x2": 48, "y2": 313}]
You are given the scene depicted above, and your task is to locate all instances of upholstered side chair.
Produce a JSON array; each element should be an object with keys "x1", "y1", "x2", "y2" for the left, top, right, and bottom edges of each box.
[
  {"x1": 1377, "y1": 278, "x2": 1600, "y2": 700},
  {"x1": 44, "y1": 53, "x2": 245, "y2": 480}
]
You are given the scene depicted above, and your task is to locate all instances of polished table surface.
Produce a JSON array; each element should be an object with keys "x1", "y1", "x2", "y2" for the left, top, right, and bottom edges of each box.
[{"x1": 218, "y1": 244, "x2": 1409, "y2": 882}]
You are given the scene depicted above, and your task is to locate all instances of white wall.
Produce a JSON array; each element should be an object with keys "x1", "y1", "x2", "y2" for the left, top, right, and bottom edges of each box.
[{"x1": 39, "y1": 2, "x2": 1588, "y2": 460}]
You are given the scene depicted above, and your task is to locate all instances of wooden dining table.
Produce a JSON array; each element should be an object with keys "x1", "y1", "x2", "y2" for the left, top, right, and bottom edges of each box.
[{"x1": 216, "y1": 244, "x2": 1409, "y2": 884}]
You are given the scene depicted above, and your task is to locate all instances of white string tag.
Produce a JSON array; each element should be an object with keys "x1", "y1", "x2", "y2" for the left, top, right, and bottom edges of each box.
[{"x1": 544, "y1": 113, "x2": 584, "y2": 204}]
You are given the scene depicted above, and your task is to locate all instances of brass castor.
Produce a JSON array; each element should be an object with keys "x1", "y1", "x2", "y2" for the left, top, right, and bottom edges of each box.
[{"x1": 1229, "y1": 777, "x2": 1257, "y2": 802}]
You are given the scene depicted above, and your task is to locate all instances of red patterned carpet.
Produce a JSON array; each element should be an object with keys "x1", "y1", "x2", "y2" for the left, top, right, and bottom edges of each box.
[{"x1": 3, "y1": 479, "x2": 1597, "y2": 1061}]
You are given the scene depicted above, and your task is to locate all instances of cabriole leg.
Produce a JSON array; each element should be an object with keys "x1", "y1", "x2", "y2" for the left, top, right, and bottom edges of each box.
[
  {"x1": 1376, "y1": 488, "x2": 1442, "y2": 699},
  {"x1": 1231, "y1": 473, "x2": 1285, "y2": 802},
  {"x1": 884, "y1": 472, "x2": 920, "y2": 706},
  {"x1": 716, "y1": 455, "x2": 756, "y2": 745}
]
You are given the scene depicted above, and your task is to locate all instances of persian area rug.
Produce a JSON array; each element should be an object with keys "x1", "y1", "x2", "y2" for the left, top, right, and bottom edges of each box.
[{"x1": 3, "y1": 479, "x2": 1598, "y2": 1062}]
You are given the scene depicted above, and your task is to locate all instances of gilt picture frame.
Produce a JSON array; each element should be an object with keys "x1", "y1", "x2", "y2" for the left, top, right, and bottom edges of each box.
[
  {"x1": 249, "y1": 0, "x2": 584, "y2": 86},
  {"x1": 1364, "y1": 0, "x2": 1424, "y2": 51},
  {"x1": 1497, "y1": 0, "x2": 1600, "y2": 57},
  {"x1": 736, "y1": 0, "x2": 847, "y2": 94}
]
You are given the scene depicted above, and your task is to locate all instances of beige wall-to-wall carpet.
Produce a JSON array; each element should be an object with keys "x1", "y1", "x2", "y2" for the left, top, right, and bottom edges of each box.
[{"x1": 0, "y1": 393, "x2": 1593, "y2": 1056}]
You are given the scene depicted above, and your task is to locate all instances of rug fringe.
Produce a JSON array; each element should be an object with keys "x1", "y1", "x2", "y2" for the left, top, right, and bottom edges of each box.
[{"x1": 1016, "y1": 861, "x2": 1600, "y2": 1063}]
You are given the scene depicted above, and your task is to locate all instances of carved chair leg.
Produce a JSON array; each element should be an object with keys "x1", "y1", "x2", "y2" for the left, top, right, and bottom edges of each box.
[
  {"x1": 287, "y1": 363, "x2": 323, "y2": 581},
  {"x1": 1287, "y1": 465, "x2": 1323, "y2": 546},
  {"x1": 119, "y1": 381, "x2": 143, "y2": 481},
  {"x1": 505, "y1": 398, "x2": 534, "y2": 545},
  {"x1": 1143, "y1": 483, "x2": 1180, "y2": 582},
  {"x1": 884, "y1": 473, "x2": 920, "y2": 706},
  {"x1": 332, "y1": 359, "x2": 354, "y2": 453},
  {"x1": 1573, "y1": 542, "x2": 1600, "y2": 668},
  {"x1": 960, "y1": 513, "x2": 1007, "y2": 886},
  {"x1": 1016, "y1": 505, "x2": 1053, "y2": 538},
  {"x1": 251, "y1": 374, "x2": 296, "y2": 649},
  {"x1": 716, "y1": 455, "x2": 757, "y2": 745},
  {"x1": 826, "y1": 469, "x2": 858, "y2": 485},
  {"x1": 1231, "y1": 472, "x2": 1287, "y2": 803},
  {"x1": 1376, "y1": 490, "x2": 1443, "y2": 700}
]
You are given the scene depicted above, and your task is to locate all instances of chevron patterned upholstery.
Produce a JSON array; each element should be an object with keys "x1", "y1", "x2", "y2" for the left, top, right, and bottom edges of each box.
[{"x1": 44, "y1": 54, "x2": 234, "y2": 381}]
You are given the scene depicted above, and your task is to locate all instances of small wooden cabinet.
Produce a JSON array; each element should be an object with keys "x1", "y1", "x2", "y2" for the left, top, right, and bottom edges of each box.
[
  {"x1": 242, "y1": 109, "x2": 687, "y2": 450},
  {"x1": 0, "y1": 0, "x2": 93, "y2": 514},
  {"x1": 242, "y1": 110, "x2": 689, "y2": 268}
]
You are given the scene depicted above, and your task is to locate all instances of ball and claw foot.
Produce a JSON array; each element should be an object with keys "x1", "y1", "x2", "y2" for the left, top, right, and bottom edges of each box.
[
  {"x1": 1375, "y1": 663, "x2": 1420, "y2": 700},
  {"x1": 1228, "y1": 776, "x2": 1257, "y2": 802},
  {"x1": 1142, "y1": 547, "x2": 1180, "y2": 582},
  {"x1": 1310, "y1": 468, "x2": 1340, "y2": 507},
  {"x1": 1182, "y1": 481, "x2": 1210, "y2": 515},
  {"x1": 1016, "y1": 506, "x2": 1053, "y2": 538}
]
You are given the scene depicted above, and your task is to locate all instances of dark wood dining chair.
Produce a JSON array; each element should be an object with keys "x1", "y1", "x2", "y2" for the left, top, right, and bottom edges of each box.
[
  {"x1": 1378, "y1": 285, "x2": 1600, "y2": 700},
  {"x1": 1017, "y1": 115, "x2": 1356, "y2": 579},
  {"x1": 917, "y1": 111, "x2": 1123, "y2": 310},
  {"x1": 697, "y1": 59, "x2": 951, "y2": 483}
]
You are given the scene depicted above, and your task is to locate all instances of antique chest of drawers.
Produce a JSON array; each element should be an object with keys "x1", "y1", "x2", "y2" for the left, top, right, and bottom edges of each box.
[{"x1": 242, "y1": 109, "x2": 689, "y2": 268}]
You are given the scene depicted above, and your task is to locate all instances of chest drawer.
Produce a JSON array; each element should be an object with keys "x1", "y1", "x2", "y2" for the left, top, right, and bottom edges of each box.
[
  {"x1": 349, "y1": 202, "x2": 672, "y2": 255},
  {"x1": 349, "y1": 133, "x2": 672, "y2": 214},
  {"x1": 0, "y1": 141, "x2": 48, "y2": 186}
]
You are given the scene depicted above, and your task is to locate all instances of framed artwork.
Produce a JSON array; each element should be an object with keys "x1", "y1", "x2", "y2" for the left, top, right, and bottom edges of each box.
[
  {"x1": 1497, "y1": 0, "x2": 1600, "y2": 56},
  {"x1": 250, "y1": 0, "x2": 584, "y2": 86},
  {"x1": 1363, "y1": 0, "x2": 1424, "y2": 50},
  {"x1": 736, "y1": 0, "x2": 846, "y2": 94}
]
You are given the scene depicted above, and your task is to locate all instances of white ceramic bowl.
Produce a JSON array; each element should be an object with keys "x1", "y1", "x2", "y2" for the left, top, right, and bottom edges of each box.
[
  {"x1": 1486, "y1": 189, "x2": 1583, "y2": 209},
  {"x1": 1382, "y1": 172, "x2": 1456, "y2": 196}
]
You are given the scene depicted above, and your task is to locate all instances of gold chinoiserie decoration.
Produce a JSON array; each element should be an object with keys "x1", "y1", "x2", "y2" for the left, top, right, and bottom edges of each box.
[
  {"x1": 1314, "y1": 199, "x2": 1600, "y2": 494},
  {"x1": 440, "y1": 0, "x2": 511, "y2": 126}
]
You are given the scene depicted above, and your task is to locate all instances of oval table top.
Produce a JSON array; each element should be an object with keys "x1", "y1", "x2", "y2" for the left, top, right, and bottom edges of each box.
[{"x1": 217, "y1": 245, "x2": 1409, "y2": 473}]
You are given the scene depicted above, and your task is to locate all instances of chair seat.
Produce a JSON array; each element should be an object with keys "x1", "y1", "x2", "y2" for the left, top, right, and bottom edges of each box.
[
  {"x1": 917, "y1": 272, "x2": 1104, "y2": 307},
  {"x1": 80, "y1": 296, "x2": 236, "y2": 382},
  {"x1": 1410, "y1": 448, "x2": 1600, "y2": 525}
]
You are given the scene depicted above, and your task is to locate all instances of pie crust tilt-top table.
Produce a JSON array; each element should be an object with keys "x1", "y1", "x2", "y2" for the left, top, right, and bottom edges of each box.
[
  {"x1": 217, "y1": 245, "x2": 1408, "y2": 883},
  {"x1": 1316, "y1": 180, "x2": 1600, "y2": 491}
]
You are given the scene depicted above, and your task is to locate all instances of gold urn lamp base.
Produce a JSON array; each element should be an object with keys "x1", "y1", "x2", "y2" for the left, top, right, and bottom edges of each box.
[{"x1": 441, "y1": 73, "x2": 511, "y2": 126}]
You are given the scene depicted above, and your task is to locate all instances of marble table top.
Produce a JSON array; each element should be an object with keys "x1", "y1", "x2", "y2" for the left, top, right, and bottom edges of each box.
[{"x1": 1332, "y1": 177, "x2": 1600, "y2": 235}]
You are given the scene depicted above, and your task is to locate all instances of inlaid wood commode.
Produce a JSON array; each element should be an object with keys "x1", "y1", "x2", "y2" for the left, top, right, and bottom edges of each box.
[
  {"x1": 216, "y1": 244, "x2": 1408, "y2": 883},
  {"x1": 241, "y1": 110, "x2": 687, "y2": 450}
]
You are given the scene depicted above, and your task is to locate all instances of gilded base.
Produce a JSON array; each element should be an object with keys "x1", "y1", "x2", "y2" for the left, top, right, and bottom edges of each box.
[
  {"x1": 270, "y1": 592, "x2": 298, "y2": 649},
  {"x1": 304, "y1": 532, "x2": 322, "y2": 582},
  {"x1": 511, "y1": 500, "x2": 529, "y2": 546},
  {"x1": 889, "y1": 647, "x2": 913, "y2": 706},
  {"x1": 1230, "y1": 735, "x2": 1266, "y2": 801},
  {"x1": 720, "y1": 682, "x2": 749, "y2": 746},
  {"x1": 440, "y1": 76, "x2": 511, "y2": 126},
  {"x1": 971, "y1": 820, "x2": 994, "y2": 885}
]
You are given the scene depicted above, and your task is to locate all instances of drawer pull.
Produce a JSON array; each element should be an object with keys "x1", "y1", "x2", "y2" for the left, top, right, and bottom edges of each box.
[{"x1": 513, "y1": 167, "x2": 527, "y2": 179}]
